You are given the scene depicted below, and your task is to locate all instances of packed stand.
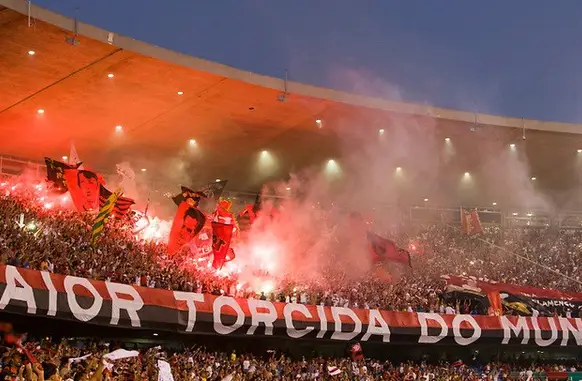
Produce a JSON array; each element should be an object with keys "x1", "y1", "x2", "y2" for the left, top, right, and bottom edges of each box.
[
  {"x1": 0, "y1": 337, "x2": 580, "y2": 380},
  {"x1": 1, "y1": 178, "x2": 581, "y2": 318}
]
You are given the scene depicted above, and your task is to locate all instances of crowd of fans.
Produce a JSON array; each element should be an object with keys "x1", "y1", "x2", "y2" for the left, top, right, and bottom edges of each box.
[
  {"x1": 0, "y1": 337, "x2": 579, "y2": 380},
  {"x1": 0, "y1": 178, "x2": 581, "y2": 319}
]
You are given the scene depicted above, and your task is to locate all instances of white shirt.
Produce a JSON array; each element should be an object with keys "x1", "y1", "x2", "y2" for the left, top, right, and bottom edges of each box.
[{"x1": 445, "y1": 306, "x2": 456, "y2": 315}]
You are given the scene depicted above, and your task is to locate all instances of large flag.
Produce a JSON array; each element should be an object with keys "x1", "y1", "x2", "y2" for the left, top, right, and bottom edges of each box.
[
  {"x1": 44, "y1": 157, "x2": 79, "y2": 193},
  {"x1": 168, "y1": 202, "x2": 206, "y2": 255},
  {"x1": 99, "y1": 185, "x2": 135, "y2": 218},
  {"x1": 63, "y1": 168, "x2": 100, "y2": 213},
  {"x1": 211, "y1": 221, "x2": 235, "y2": 269},
  {"x1": 91, "y1": 188, "x2": 122, "y2": 245},
  {"x1": 461, "y1": 208, "x2": 483, "y2": 235},
  {"x1": 69, "y1": 142, "x2": 84, "y2": 169},
  {"x1": 367, "y1": 232, "x2": 411, "y2": 267}
]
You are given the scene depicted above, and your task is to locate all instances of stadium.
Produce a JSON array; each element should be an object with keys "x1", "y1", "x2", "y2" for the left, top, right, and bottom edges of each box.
[{"x1": 1, "y1": 0, "x2": 582, "y2": 379}]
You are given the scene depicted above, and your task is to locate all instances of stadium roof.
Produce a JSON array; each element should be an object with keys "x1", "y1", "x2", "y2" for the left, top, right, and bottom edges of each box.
[{"x1": 2, "y1": 0, "x2": 582, "y2": 209}]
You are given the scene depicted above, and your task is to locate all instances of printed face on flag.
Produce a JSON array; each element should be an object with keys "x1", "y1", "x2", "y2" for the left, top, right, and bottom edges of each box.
[
  {"x1": 179, "y1": 212, "x2": 200, "y2": 245},
  {"x1": 78, "y1": 171, "x2": 99, "y2": 210}
]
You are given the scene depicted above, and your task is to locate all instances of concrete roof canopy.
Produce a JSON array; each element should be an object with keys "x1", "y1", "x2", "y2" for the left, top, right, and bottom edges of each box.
[{"x1": 2, "y1": 0, "x2": 582, "y2": 210}]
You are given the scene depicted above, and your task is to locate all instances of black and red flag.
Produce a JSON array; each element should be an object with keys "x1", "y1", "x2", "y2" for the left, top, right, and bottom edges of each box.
[
  {"x1": 99, "y1": 185, "x2": 135, "y2": 218},
  {"x1": 460, "y1": 207, "x2": 483, "y2": 235},
  {"x1": 44, "y1": 157, "x2": 80, "y2": 194},
  {"x1": 367, "y1": 232, "x2": 411, "y2": 267},
  {"x1": 211, "y1": 221, "x2": 235, "y2": 269}
]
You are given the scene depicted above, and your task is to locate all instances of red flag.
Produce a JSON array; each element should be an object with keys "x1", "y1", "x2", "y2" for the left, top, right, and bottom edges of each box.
[
  {"x1": 367, "y1": 232, "x2": 411, "y2": 267},
  {"x1": 487, "y1": 291, "x2": 503, "y2": 316},
  {"x1": 212, "y1": 221, "x2": 235, "y2": 269},
  {"x1": 460, "y1": 208, "x2": 483, "y2": 235},
  {"x1": 350, "y1": 343, "x2": 364, "y2": 361},
  {"x1": 63, "y1": 169, "x2": 100, "y2": 213},
  {"x1": 168, "y1": 202, "x2": 206, "y2": 255}
]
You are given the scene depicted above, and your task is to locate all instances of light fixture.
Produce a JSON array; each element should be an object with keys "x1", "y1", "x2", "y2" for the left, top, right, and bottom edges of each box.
[
  {"x1": 492, "y1": 202, "x2": 497, "y2": 206},
  {"x1": 261, "y1": 150, "x2": 268, "y2": 155},
  {"x1": 141, "y1": 168, "x2": 146, "y2": 172},
  {"x1": 215, "y1": 178, "x2": 221, "y2": 182},
  {"x1": 464, "y1": 172, "x2": 470, "y2": 176},
  {"x1": 285, "y1": 187, "x2": 291, "y2": 191},
  {"x1": 512, "y1": 212, "x2": 518, "y2": 216},
  {"x1": 107, "y1": 73, "x2": 114, "y2": 78},
  {"x1": 577, "y1": 149, "x2": 582, "y2": 153},
  {"x1": 531, "y1": 176, "x2": 536, "y2": 181},
  {"x1": 423, "y1": 198, "x2": 428, "y2": 202},
  {"x1": 177, "y1": 91, "x2": 184, "y2": 95},
  {"x1": 396, "y1": 167, "x2": 402, "y2": 171},
  {"x1": 445, "y1": 137, "x2": 451, "y2": 142},
  {"x1": 189, "y1": 139, "x2": 196, "y2": 145},
  {"x1": 153, "y1": 333, "x2": 158, "y2": 336},
  {"x1": 62, "y1": 156, "x2": 68, "y2": 161},
  {"x1": 316, "y1": 119, "x2": 322, "y2": 128},
  {"x1": 27, "y1": 50, "x2": 35, "y2": 56},
  {"x1": 37, "y1": 109, "x2": 45, "y2": 114},
  {"x1": 510, "y1": 143, "x2": 516, "y2": 148},
  {"x1": 526, "y1": 213, "x2": 533, "y2": 217},
  {"x1": 379, "y1": 129, "x2": 385, "y2": 134},
  {"x1": 115, "y1": 125, "x2": 123, "y2": 132}
]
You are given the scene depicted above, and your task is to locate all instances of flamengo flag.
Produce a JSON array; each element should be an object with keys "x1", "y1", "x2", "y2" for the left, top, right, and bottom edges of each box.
[
  {"x1": 211, "y1": 221, "x2": 235, "y2": 269},
  {"x1": 487, "y1": 291, "x2": 503, "y2": 317},
  {"x1": 63, "y1": 168, "x2": 101, "y2": 212},
  {"x1": 44, "y1": 157, "x2": 80, "y2": 193},
  {"x1": 350, "y1": 342, "x2": 364, "y2": 361},
  {"x1": 460, "y1": 208, "x2": 483, "y2": 235},
  {"x1": 69, "y1": 142, "x2": 84, "y2": 169},
  {"x1": 91, "y1": 188, "x2": 122, "y2": 245},
  {"x1": 99, "y1": 185, "x2": 135, "y2": 218},
  {"x1": 367, "y1": 232, "x2": 412, "y2": 267},
  {"x1": 168, "y1": 202, "x2": 206, "y2": 255}
]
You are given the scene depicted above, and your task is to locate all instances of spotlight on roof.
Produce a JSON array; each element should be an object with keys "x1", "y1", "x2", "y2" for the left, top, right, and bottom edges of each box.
[
  {"x1": 577, "y1": 149, "x2": 582, "y2": 153},
  {"x1": 62, "y1": 156, "x2": 68, "y2": 161},
  {"x1": 37, "y1": 109, "x2": 45, "y2": 114},
  {"x1": 285, "y1": 187, "x2": 291, "y2": 191},
  {"x1": 512, "y1": 212, "x2": 518, "y2": 216},
  {"x1": 177, "y1": 91, "x2": 184, "y2": 95},
  {"x1": 526, "y1": 212, "x2": 533, "y2": 217},
  {"x1": 261, "y1": 150, "x2": 268, "y2": 155},
  {"x1": 316, "y1": 119, "x2": 322, "y2": 128},
  {"x1": 27, "y1": 50, "x2": 35, "y2": 56},
  {"x1": 423, "y1": 198, "x2": 428, "y2": 202},
  {"x1": 115, "y1": 125, "x2": 123, "y2": 132},
  {"x1": 492, "y1": 202, "x2": 497, "y2": 206},
  {"x1": 379, "y1": 129, "x2": 385, "y2": 134},
  {"x1": 464, "y1": 172, "x2": 470, "y2": 176},
  {"x1": 215, "y1": 179, "x2": 221, "y2": 182},
  {"x1": 189, "y1": 139, "x2": 196, "y2": 146},
  {"x1": 107, "y1": 73, "x2": 114, "y2": 78},
  {"x1": 510, "y1": 143, "x2": 516, "y2": 148},
  {"x1": 531, "y1": 176, "x2": 537, "y2": 181},
  {"x1": 141, "y1": 168, "x2": 147, "y2": 172},
  {"x1": 445, "y1": 137, "x2": 451, "y2": 142},
  {"x1": 396, "y1": 167, "x2": 402, "y2": 171}
]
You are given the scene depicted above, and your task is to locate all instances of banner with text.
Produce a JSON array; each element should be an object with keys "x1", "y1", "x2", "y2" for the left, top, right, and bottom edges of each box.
[{"x1": 0, "y1": 266, "x2": 580, "y2": 347}]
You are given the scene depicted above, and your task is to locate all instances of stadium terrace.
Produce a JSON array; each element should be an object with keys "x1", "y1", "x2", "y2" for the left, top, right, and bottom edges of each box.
[{"x1": 2, "y1": 1, "x2": 582, "y2": 379}]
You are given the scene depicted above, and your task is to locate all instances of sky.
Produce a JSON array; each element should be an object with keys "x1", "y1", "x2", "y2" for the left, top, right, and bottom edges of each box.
[{"x1": 34, "y1": 0, "x2": 582, "y2": 124}]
